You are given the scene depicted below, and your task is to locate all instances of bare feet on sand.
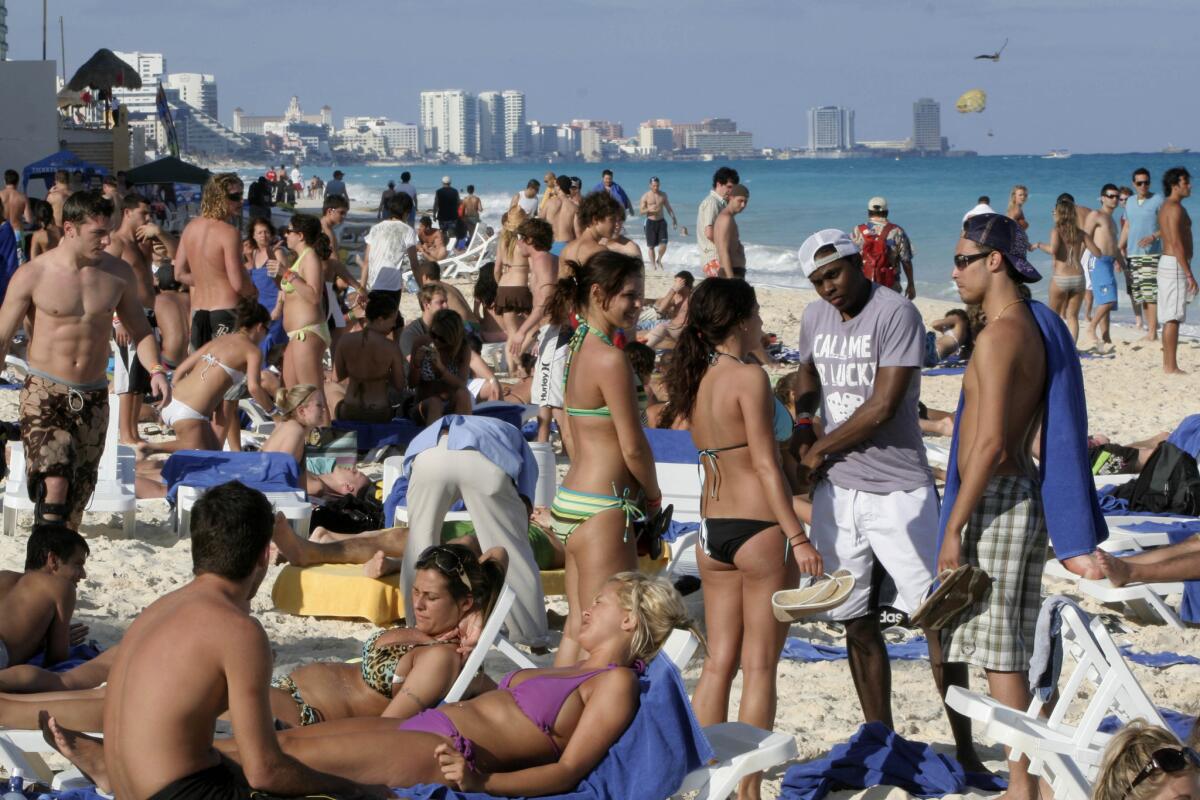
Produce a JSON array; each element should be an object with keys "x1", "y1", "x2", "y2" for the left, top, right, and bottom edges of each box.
[
  {"x1": 40, "y1": 712, "x2": 110, "y2": 793},
  {"x1": 1096, "y1": 550, "x2": 1133, "y2": 587},
  {"x1": 1061, "y1": 553, "x2": 1104, "y2": 581}
]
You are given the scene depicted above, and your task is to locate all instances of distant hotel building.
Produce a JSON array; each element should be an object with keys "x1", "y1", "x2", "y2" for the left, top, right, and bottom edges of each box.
[
  {"x1": 420, "y1": 90, "x2": 478, "y2": 158},
  {"x1": 912, "y1": 97, "x2": 942, "y2": 153},
  {"x1": 638, "y1": 125, "x2": 674, "y2": 155},
  {"x1": 0, "y1": 0, "x2": 8, "y2": 61},
  {"x1": 335, "y1": 117, "x2": 420, "y2": 158},
  {"x1": 685, "y1": 129, "x2": 754, "y2": 157},
  {"x1": 807, "y1": 106, "x2": 855, "y2": 152},
  {"x1": 162, "y1": 73, "x2": 218, "y2": 119},
  {"x1": 233, "y1": 96, "x2": 332, "y2": 136}
]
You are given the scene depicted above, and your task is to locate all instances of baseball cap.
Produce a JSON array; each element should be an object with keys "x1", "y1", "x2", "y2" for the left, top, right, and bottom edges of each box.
[
  {"x1": 441, "y1": 175, "x2": 451, "y2": 184},
  {"x1": 798, "y1": 229, "x2": 860, "y2": 278},
  {"x1": 868, "y1": 196, "x2": 888, "y2": 212},
  {"x1": 961, "y1": 213, "x2": 1041, "y2": 283}
]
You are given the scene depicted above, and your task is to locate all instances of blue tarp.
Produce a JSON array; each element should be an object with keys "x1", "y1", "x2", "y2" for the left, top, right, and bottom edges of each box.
[
  {"x1": 21, "y1": 149, "x2": 108, "y2": 192},
  {"x1": 783, "y1": 637, "x2": 931, "y2": 663},
  {"x1": 160, "y1": 450, "x2": 299, "y2": 504}
]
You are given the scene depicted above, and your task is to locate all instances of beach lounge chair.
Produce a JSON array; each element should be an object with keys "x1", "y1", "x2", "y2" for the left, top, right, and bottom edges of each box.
[
  {"x1": 0, "y1": 729, "x2": 94, "y2": 790},
  {"x1": 1043, "y1": 559, "x2": 1185, "y2": 628},
  {"x1": 443, "y1": 584, "x2": 536, "y2": 702},
  {"x1": 439, "y1": 227, "x2": 495, "y2": 279},
  {"x1": 645, "y1": 427, "x2": 702, "y2": 524},
  {"x1": 2, "y1": 397, "x2": 136, "y2": 537},
  {"x1": 946, "y1": 601, "x2": 1168, "y2": 795},
  {"x1": 238, "y1": 398, "x2": 277, "y2": 434},
  {"x1": 162, "y1": 451, "x2": 312, "y2": 539},
  {"x1": 382, "y1": 454, "x2": 470, "y2": 525}
]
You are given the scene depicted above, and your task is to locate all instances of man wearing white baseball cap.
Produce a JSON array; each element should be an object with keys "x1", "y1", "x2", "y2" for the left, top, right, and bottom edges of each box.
[
  {"x1": 851, "y1": 197, "x2": 916, "y2": 299},
  {"x1": 792, "y1": 229, "x2": 982, "y2": 770}
]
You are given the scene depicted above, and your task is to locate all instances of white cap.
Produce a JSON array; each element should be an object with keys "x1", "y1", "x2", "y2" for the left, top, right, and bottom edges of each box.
[
  {"x1": 962, "y1": 202, "x2": 996, "y2": 222},
  {"x1": 798, "y1": 229, "x2": 860, "y2": 278},
  {"x1": 867, "y1": 196, "x2": 888, "y2": 212},
  {"x1": 441, "y1": 175, "x2": 451, "y2": 184}
]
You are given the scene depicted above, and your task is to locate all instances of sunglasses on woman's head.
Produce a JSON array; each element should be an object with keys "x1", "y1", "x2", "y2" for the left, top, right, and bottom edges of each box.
[
  {"x1": 1126, "y1": 747, "x2": 1200, "y2": 798},
  {"x1": 416, "y1": 545, "x2": 472, "y2": 592}
]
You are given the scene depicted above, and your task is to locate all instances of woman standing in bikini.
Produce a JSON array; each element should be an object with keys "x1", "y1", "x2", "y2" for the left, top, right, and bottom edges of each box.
[
  {"x1": 660, "y1": 278, "x2": 821, "y2": 800},
  {"x1": 547, "y1": 251, "x2": 661, "y2": 666},
  {"x1": 143, "y1": 298, "x2": 274, "y2": 454},
  {"x1": 1031, "y1": 197, "x2": 1100, "y2": 342},
  {"x1": 332, "y1": 292, "x2": 407, "y2": 423},
  {"x1": 279, "y1": 215, "x2": 330, "y2": 420},
  {"x1": 494, "y1": 208, "x2": 533, "y2": 342}
]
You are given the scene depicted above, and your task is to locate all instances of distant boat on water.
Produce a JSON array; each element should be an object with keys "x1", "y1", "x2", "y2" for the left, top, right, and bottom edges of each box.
[
  {"x1": 1043, "y1": 149, "x2": 1071, "y2": 159},
  {"x1": 1162, "y1": 144, "x2": 1191, "y2": 154}
]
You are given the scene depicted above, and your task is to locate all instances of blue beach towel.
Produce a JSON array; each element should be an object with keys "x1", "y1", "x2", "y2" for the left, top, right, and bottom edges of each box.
[
  {"x1": 938, "y1": 300, "x2": 1107, "y2": 561},
  {"x1": 643, "y1": 427, "x2": 698, "y2": 464},
  {"x1": 783, "y1": 637, "x2": 930, "y2": 663},
  {"x1": 1100, "y1": 708, "x2": 1196, "y2": 742},
  {"x1": 27, "y1": 642, "x2": 103, "y2": 672},
  {"x1": 472, "y1": 402, "x2": 525, "y2": 429},
  {"x1": 780, "y1": 721, "x2": 1007, "y2": 800},
  {"x1": 1168, "y1": 414, "x2": 1200, "y2": 461},
  {"x1": 0, "y1": 221, "x2": 18, "y2": 303},
  {"x1": 160, "y1": 451, "x2": 299, "y2": 504},
  {"x1": 332, "y1": 419, "x2": 423, "y2": 453},
  {"x1": 663, "y1": 520, "x2": 699, "y2": 544},
  {"x1": 922, "y1": 365, "x2": 967, "y2": 377},
  {"x1": 1119, "y1": 646, "x2": 1200, "y2": 669},
  {"x1": 393, "y1": 655, "x2": 714, "y2": 800}
]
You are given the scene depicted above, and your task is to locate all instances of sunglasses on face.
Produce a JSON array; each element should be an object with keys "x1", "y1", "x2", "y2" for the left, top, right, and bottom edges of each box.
[
  {"x1": 1135, "y1": 180, "x2": 1151, "y2": 187},
  {"x1": 1104, "y1": 194, "x2": 1120, "y2": 200},
  {"x1": 1125, "y1": 747, "x2": 1200, "y2": 798},
  {"x1": 416, "y1": 545, "x2": 472, "y2": 593},
  {"x1": 953, "y1": 251, "x2": 992, "y2": 269},
  {"x1": 227, "y1": 192, "x2": 243, "y2": 201}
]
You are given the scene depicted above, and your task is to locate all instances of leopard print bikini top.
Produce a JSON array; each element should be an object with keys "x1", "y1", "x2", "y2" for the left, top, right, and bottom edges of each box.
[{"x1": 360, "y1": 628, "x2": 459, "y2": 698}]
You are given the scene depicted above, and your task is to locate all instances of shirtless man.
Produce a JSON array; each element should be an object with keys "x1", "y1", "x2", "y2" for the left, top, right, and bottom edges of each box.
[
  {"x1": 42, "y1": 482, "x2": 382, "y2": 799},
  {"x1": 46, "y1": 170, "x2": 71, "y2": 228},
  {"x1": 318, "y1": 195, "x2": 368, "y2": 348},
  {"x1": 152, "y1": 238, "x2": 191, "y2": 370},
  {"x1": 1158, "y1": 167, "x2": 1196, "y2": 375},
  {"x1": 1, "y1": 169, "x2": 30, "y2": 235},
  {"x1": 0, "y1": 191, "x2": 169, "y2": 527},
  {"x1": 461, "y1": 185, "x2": 483, "y2": 239},
  {"x1": 644, "y1": 270, "x2": 693, "y2": 349},
  {"x1": 1081, "y1": 184, "x2": 1126, "y2": 350},
  {"x1": 175, "y1": 173, "x2": 254, "y2": 351},
  {"x1": 638, "y1": 177, "x2": 678, "y2": 271},
  {"x1": 541, "y1": 175, "x2": 578, "y2": 256},
  {"x1": 713, "y1": 184, "x2": 749, "y2": 279},
  {"x1": 940, "y1": 213, "x2": 1103, "y2": 800},
  {"x1": 108, "y1": 193, "x2": 178, "y2": 444},
  {"x1": 413, "y1": 260, "x2": 480, "y2": 327},
  {"x1": 559, "y1": 191, "x2": 622, "y2": 272},
  {"x1": 416, "y1": 217, "x2": 448, "y2": 262}
]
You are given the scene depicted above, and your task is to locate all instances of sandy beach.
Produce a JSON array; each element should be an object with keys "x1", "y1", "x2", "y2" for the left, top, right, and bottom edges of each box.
[{"x1": 1, "y1": 271, "x2": 1198, "y2": 799}]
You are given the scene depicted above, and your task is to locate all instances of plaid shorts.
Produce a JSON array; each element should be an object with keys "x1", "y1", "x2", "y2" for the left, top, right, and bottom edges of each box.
[
  {"x1": 1129, "y1": 255, "x2": 1159, "y2": 305},
  {"x1": 942, "y1": 475, "x2": 1048, "y2": 672}
]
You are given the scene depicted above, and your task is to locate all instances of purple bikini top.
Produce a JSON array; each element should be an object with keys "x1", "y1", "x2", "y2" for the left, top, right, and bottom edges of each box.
[{"x1": 497, "y1": 661, "x2": 644, "y2": 755}]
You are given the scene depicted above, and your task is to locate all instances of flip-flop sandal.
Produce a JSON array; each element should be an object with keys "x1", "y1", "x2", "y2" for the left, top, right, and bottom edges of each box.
[
  {"x1": 635, "y1": 504, "x2": 674, "y2": 560},
  {"x1": 908, "y1": 565, "x2": 993, "y2": 630},
  {"x1": 771, "y1": 569, "x2": 855, "y2": 622}
]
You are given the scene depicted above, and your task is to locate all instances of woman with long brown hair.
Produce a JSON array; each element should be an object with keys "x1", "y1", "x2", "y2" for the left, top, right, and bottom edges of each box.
[
  {"x1": 1031, "y1": 196, "x2": 1100, "y2": 341},
  {"x1": 407, "y1": 308, "x2": 473, "y2": 423},
  {"x1": 494, "y1": 208, "x2": 532, "y2": 342},
  {"x1": 279, "y1": 215, "x2": 331, "y2": 421}
]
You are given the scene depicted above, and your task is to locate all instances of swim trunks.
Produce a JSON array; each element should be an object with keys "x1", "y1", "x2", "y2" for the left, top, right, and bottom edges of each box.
[
  {"x1": 1090, "y1": 256, "x2": 1119, "y2": 309},
  {"x1": 645, "y1": 218, "x2": 668, "y2": 248},
  {"x1": 1129, "y1": 254, "x2": 1160, "y2": 305},
  {"x1": 113, "y1": 309, "x2": 159, "y2": 396},
  {"x1": 19, "y1": 373, "x2": 109, "y2": 527},
  {"x1": 1158, "y1": 255, "x2": 1191, "y2": 323},
  {"x1": 550, "y1": 241, "x2": 567, "y2": 257},
  {"x1": 532, "y1": 324, "x2": 570, "y2": 409},
  {"x1": 190, "y1": 308, "x2": 237, "y2": 351},
  {"x1": 495, "y1": 286, "x2": 534, "y2": 315}
]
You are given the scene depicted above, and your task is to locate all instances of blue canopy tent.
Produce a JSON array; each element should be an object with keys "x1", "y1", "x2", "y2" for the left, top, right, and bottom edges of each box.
[{"x1": 21, "y1": 149, "x2": 108, "y2": 192}]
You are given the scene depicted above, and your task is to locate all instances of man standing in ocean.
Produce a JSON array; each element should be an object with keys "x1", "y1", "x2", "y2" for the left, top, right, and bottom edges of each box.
[
  {"x1": 1081, "y1": 185, "x2": 1125, "y2": 350},
  {"x1": 639, "y1": 177, "x2": 677, "y2": 271},
  {"x1": 852, "y1": 197, "x2": 916, "y2": 299},
  {"x1": 937, "y1": 213, "x2": 1104, "y2": 800},
  {"x1": 433, "y1": 176, "x2": 461, "y2": 241},
  {"x1": 697, "y1": 166, "x2": 738, "y2": 273},
  {"x1": 1120, "y1": 168, "x2": 1163, "y2": 341},
  {"x1": 1158, "y1": 167, "x2": 1196, "y2": 375},
  {"x1": 793, "y1": 228, "x2": 983, "y2": 773},
  {"x1": 175, "y1": 173, "x2": 253, "y2": 351}
]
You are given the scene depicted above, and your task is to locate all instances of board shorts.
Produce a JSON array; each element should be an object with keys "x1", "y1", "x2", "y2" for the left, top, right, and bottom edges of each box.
[
  {"x1": 113, "y1": 309, "x2": 158, "y2": 395},
  {"x1": 645, "y1": 218, "x2": 669, "y2": 248},
  {"x1": 19, "y1": 371, "x2": 109, "y2": 527},
  {"x1": 942, "y1": 475, "x2": 1048, "y2": 672},
  {"x1": 1129, "y1": 255, "x2": 1160, "y2": 305},
  {"x1": 1158, "y1": 255, "x2": 1191, "y2": 323},
  {"x1": 532, "y1": 323, "x2": 570, "y2": 409},
  {"x1": 1090, "y1": 256, "x2": 1118, "y2": 309},
  {"x1": 190, "y1": 308, "x2": 237, "y2": 351}
]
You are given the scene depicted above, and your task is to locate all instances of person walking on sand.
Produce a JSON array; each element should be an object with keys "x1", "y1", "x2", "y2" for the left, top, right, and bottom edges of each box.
[
  {"x1": 1031, "y1": 195, "x2": 1100, "y2": 343},
  {"x1": 712, "y1": 184, "x2": 749, "y2": 279},
  {"x1": 639, "y1": 177, "x2": 678, "y2": 271},
  {"x1": 1081, "y1": 184, "x2": 1126, "y2": 351},
  {"x1": 1120, "y1": 168, "x2": 1164, "y2": 341},
  {"x1": 433, "y1": 176, "x2": 461, "y2": 239},
  {"x1": 1158, "y1": 167, "x2": 1196, "y2": 375},
  {"x1": 398, "y1": 171, "x2": 417, "y2": 226},
  {"x1": 852, "y1": 197, "x2": 917, "y2": 299},
  {"x1": 461, "y1": 185, "x2": 483, "y2": 240},
  {"x1": 376, "y1": 180, "x2": 395, "y2": 220},
  {"x1": 938, "y1": 213, "x2": 1108, "y2": 800},
  {"x1": 793, "y1": 228, "x2": 985, "y2": 773},
  {"x1": 0, "y1": 191, "x2": 169, "y2": 528}
]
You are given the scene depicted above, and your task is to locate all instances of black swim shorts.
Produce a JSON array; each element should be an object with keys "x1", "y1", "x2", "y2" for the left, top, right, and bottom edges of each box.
[
  {"x1": 190, "y1": 308, "x2": 238, "y2": 351},
  {"x1": 645, "y1": 218, "x2": 669, "y2": 248}
]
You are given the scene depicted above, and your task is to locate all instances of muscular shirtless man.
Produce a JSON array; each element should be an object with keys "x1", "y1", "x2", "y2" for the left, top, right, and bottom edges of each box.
[
  {"x1": 46, "y1": 170, "x2": 71, "y2": 229},
  {"x1": 109, "y1": 193, "x2": 178, "y2": 444},
  {"x1": 1158, "y1": 167, "x2": 1196, "y2": 375},
  {"x1": 559, "y1": 192, "x2": 622, "y2": 273},
  {"x1": 713, "y1": 184, "x2": 749, "y2": 279},
  {"x1": 638, "y1": 177, "x2": 677, "y2": 271},
  {"x1": 1081, "y1": 184, "x2": 1126, "y2": 350},
  {"x1": 0, "y1": 191, "x2": 170, "y2": 527},
  {"x1": 175, "y1": 173, "x2": 253, "y2": 351},
  {"x1": 541, "y1": 175, "x2": 578, "y2": 257}
]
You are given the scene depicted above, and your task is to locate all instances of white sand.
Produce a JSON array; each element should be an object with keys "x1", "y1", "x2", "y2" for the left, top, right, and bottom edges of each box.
[{"x1": 2, "y1": 272, "x2": 1199, "y2": 799}]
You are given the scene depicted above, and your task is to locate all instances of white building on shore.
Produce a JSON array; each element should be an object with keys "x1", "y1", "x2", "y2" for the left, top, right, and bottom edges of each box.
[{"x1": 420, "y1": 90, "x2": 478, "y2": 158}]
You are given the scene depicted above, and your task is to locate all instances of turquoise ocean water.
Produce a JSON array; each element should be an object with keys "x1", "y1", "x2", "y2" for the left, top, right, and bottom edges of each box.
[{"x1": 288, "y1": 154, "x2": 1199, "y2": 327}]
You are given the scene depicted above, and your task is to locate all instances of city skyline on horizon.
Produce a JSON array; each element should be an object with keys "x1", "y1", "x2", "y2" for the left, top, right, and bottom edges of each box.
[{"x1": 3, "y1": 0, "x2": 1197, "y2": 155}]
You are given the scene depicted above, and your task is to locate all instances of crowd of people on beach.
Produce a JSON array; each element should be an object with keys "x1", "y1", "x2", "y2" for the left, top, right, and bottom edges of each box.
[{"x1": 0, "y1": 157, "x2": 1195, "y2": 800}]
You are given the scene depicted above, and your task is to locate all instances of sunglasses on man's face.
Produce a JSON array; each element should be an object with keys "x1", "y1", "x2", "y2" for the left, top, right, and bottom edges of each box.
[
  {"x1": 1104, "y1": 193, "x2": 1120, "y2": 200},
  {"x1": 1135, "y1": 180, "x2": 1151, "y2": 187},
  {"x1": 1125, "y1": 747, "x2": 1200, "y2": 798}
]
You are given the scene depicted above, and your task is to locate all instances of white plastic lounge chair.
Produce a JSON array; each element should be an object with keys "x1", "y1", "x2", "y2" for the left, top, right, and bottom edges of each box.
[
  {"x1": 925, "y1": 441, "x2": 950, "y2": 470},
  {"x1": 946, "y1": 601, "x2": 1168, "y2": 794},
  {"x1": 663, "y1": 630, "x2": 799, "y2": 800},
  {"x1": 238, "y1": 398, "x2": 277, "y2": 435},
  {"x1": 2, "y1": 397, "x2": 136, "y2": 537},
  {"x1": 443, "y1": 584, "x2": 536, "y2": 702},
  {"x1": 1043, "y1": 559, "x2": 1185, "y2": 628},
  {"x1": 381, "y1": 454, "x2": 471, "y2": 525},
  {"x1": 175, "y1": 482, "x2": 311, "y2": 539},
  {"x1": 440, "y1": 228, "x2": 495, "y2": 279},
  {"x1": 0, "y1": 729, "x2": 96, "y2": 790}
]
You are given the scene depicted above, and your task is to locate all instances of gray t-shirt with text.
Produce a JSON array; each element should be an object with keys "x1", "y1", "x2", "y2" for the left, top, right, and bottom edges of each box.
[{"x1": 797, "y1": 285, "x2": 931, "y2": 492}]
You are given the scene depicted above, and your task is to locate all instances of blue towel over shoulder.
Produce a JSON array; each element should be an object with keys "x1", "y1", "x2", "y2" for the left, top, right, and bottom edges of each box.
[
  {"x1": 937, "y1": 300, "x2": 1107, "y2": 560},
  {"x1": 393, "y1": 655, "x2": 714, "y2": 800}
]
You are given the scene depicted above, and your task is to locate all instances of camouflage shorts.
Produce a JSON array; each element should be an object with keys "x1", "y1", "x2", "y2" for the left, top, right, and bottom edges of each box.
[{"x1": 19, "y1": 374, "x2": 109, "y2": 527}]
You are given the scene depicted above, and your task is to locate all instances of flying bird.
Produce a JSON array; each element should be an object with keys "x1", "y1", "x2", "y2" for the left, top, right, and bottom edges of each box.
[{"x1": 975, "y1": 38, "x2": 1008, "y2": 61}]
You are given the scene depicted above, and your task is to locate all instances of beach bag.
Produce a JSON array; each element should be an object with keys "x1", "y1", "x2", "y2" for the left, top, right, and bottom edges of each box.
[
  {"x1": 857, "y1": 222, "x2": 898, "y2": 288},
  {"x1": 310, "y1": 489, "x2": 385, "y2": 533},
  {"x1": 1112, "y1": 441, "x2": 1200, "y2": 516}
]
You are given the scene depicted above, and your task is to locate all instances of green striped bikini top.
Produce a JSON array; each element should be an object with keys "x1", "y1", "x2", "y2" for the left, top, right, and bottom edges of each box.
[{"x1": 564, "y1": 321, "x2": 616, "y2": 418}]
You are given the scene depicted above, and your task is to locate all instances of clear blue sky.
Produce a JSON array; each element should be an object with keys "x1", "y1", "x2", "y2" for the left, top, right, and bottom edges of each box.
[{"x1": 6, "y1": 0, "x2": 1195, "y2": 154}]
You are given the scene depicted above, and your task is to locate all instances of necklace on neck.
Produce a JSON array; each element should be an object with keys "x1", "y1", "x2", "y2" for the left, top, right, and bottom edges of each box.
[
  {"x1": 993, "y1": 298, "x2": 1025, "y2": 321},
  {"x1": 709, "y1": 350, "x2": 742, "y2": 366}
]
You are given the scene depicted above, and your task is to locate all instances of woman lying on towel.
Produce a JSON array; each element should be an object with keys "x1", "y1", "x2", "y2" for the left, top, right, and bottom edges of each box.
[
  {"x1": 0, "y1": 543, "x2": 503, "y2": 732},
  {"x1": 332, "y1": 291, "x2": 409, "y2": 424},
  {"x1": 262, "y1": 383, "x2": 370, "y2": 500},
  {"x1": 141, "y1": 298, "x2": 276, "y2": 454},
  {"x1": 1091, "y1": 719, "x2": 1200, "y2": 800},
  {"x1": 211, "y1": 572, "x2": 698, "y2": 794}
]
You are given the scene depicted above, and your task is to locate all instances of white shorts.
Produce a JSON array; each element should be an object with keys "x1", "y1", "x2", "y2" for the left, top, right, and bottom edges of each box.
[
  {"x1": 161, "y1": 397, "x2": 209, "y2": 427},
  {"x1": 1080, "y1": 250, "x2": 1095, "y2": 291},
  {"x1": 532, "y1": 324, "x2": 569, "y2": 409},
  {"x1": 1158, "y1": 255, "x2": 1191, "y2": 323},
  {"x1": 808, "y1": 481, "x2": 940, "y2": 621},
  {"x1": 112, "y1": 310, "x2": 158, "y2": 395}
]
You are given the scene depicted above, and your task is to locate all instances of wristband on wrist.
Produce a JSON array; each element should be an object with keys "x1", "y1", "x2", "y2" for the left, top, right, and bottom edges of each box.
[{"x1": 149, "y1": 364, "x2": 166, "y2": 376}]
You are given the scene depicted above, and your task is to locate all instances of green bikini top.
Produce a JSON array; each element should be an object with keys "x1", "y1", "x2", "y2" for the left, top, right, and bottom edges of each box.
[{"x1": 563, "y1": 322, "x2": 617, "y2": 418}]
